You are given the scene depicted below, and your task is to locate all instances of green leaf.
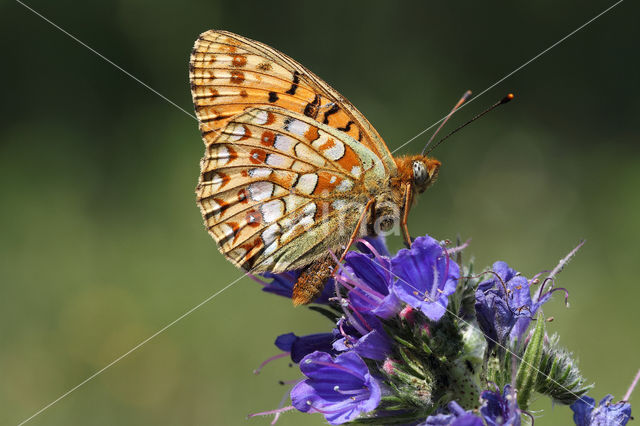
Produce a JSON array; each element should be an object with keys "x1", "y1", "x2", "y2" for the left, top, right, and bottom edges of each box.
[
  {"x1": 393, "y1": 335, "x2": 418, "y2": 350},
  {"x1": 515, "y1": 312, "x2": 545, "y2": 410},
  {"x1": 398, "y1": 347, "x2": 425, "y2": 378}
]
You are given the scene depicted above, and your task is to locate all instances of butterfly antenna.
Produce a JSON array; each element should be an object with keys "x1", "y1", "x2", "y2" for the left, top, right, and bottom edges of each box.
[
  {"x1": 422, "y1": 90, "x2": 472, "y2": 155},
  {"x1": 425, "y1": 93, "x2": 514, "y2": 156}
]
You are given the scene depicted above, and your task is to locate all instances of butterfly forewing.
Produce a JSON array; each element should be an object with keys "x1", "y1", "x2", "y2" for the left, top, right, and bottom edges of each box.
[{"x1": 190, "y1": 30, "x2": 397, "y2": 173}]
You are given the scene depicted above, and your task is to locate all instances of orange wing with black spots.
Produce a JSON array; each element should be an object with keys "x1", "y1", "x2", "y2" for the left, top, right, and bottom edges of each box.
[
  {"x1": 196, "y1": 106, "x2": 387, "y2": 272},
  {"x1": 189, "y1": 30, "x2": 397, "y2": 175}
]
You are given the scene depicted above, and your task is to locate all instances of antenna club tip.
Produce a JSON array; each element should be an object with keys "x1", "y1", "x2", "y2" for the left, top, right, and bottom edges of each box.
[{"x1": 500, "y1": 93, "x2": 515, "y2": 104}]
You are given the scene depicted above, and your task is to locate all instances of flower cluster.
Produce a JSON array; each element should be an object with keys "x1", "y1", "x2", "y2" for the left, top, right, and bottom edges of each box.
[{"x1": 250, "y1": 235, "x2": 636, "y2": 425}]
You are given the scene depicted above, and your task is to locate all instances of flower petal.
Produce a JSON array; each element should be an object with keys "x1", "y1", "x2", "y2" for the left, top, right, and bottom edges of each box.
[
  {"x1": 592, "y1": 395, "x2": 631, "y2": 425},
  {"x1": 292, "y1": 351, "x2": 382, "y2": 424},
  {"x1": 391, "y1": 236, "x2": 459, "y2": 321}
]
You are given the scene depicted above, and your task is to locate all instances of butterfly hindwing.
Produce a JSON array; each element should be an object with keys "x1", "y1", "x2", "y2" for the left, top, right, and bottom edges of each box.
[{"x1": 196, "y1": 106, "x2": 385, "y2": 272}]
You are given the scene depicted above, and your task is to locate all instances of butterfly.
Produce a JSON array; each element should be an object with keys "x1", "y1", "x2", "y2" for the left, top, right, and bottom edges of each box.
[{"x1": 189, "y1": 30, "x2": 442, "y2": 305}]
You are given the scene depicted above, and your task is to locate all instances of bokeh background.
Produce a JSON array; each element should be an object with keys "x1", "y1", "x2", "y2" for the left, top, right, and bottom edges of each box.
[{"x1": 1, "y1": 0, "x2": 639, "y2": 424}]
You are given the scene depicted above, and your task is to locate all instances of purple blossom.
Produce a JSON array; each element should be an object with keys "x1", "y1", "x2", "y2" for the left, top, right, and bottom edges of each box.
[
  {"x1": 339, "y1": 250, "x2": 401, "y2": 319},
  {"x1": 421, "y1": 401, "x2": 483, "y2": 425},
  {"x1": 571, "y1": 395, "x2": 632, "y2": 426},
  {"x1": 274, "y1": 332, "x2": 336, "y2": 363},
  {"x1": 391, "y1": 236, "x2": 460, "y2": 321},
  {"x1": 480, "y1": 385, "x2": 521, "y2": 426},
  {"x1": 291, "y1": 351, "x2": 382, "y2": 425},
  {"x1": 475, "y1": 262, "x2": 533, "y2": 347},
  {"x1": 475, "y1": 261, "x2": 568, "y2": 348},
  {"x1": 422, "y1": 387, "x2": 522, "y2": 426},
  {"x1": 332, "y1": 311, "x2": 392, "y2": 361}
]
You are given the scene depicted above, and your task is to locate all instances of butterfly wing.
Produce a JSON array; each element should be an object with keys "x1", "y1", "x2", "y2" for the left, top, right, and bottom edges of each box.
[
  {"x1": 190, "y1": 30, "x2": 397, "y2": 175},
  {"x1": 196, "y1": 106, "x2": 387, "y2": 273}
]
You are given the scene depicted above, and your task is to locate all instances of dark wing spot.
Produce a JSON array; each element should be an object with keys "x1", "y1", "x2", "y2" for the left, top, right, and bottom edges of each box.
[
  {"x1": 231, "y1": 55, "x2": 247, "y2": 67},
  {"x1": 290, "y1": 172, "x2": 300, "y2": 189},
  {"x1": 283, "y1": 117, "x2": 293, "y2": 131},
  {"x1": 230, "y1": 71, "x2": 245, "y2": 84},
  {"x1": 303, "y1": 94, "x2": 321, "y2": 118},
  {"x1": 202, "y1": 170, "x2": 216, "y2": 181},
  {"x1": 285, "y1": 70, "x2": 300, "y2": 95},
  {"x1": 257, "y1": 61, "x2": 272, "y2": 71},
  {"x1": 336, "y1": 121, "x2": 354, "y2": 132},
  {"x1": 268, "y1": 91, "x2": 279, "y2": 103},
  {"x1": 322, "y1": 104, "x2": 340, "y2": 124}
]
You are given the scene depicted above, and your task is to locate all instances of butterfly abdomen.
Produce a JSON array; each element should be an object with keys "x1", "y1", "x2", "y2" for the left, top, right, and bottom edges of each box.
[{"x1": 292, "y1": 254, "x2": 336, "y2": 305}]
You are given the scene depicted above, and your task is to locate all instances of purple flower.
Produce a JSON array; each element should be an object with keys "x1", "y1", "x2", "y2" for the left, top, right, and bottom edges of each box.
[
  {"x1": 475, "y1": 262, "x2": 532, "y2": 347},
  {"x1": 422, "y1": 386, "x2": 522, "y2": 426},
  {"x1": 421, "y1": 401, "x2": 483, "y2": 425},
  {"x1": 475, "y1": 261, "x2": 567, "y2": 348},
  {"x1": 291, "y1": 351, "x2": 382, "y2": 425},
  {"x1": 480, "y1": 385, "x2": 521, "y2": 426},
  {"x1": 275, "y1": 332, "x2": 336, "y2": 363},
  {"x1": 391, "y1": 236, "x2": 460, "y2": 321},
  {"x1": 571, "y1": 395, "x2": 632, "y2": 426},
  {"x1": 260, "y1": 270, "x2": 334, "y2": 304},
  {"x1": 332, "y1": 311, "x2": 392, "y2": 361},
  {"x1": 339, "y1": 250, "x2": 401, "y2": 319}
]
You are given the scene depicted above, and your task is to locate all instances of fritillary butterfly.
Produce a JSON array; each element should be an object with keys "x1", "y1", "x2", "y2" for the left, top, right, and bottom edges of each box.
[{"x1": 189, "y1": 30, "x2": 441, "y2": 305}]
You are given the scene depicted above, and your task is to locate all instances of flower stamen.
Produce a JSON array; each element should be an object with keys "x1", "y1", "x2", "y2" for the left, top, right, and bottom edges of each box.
[{"x1": 253, "y1": 352, "x2": 289, "y2": 375}]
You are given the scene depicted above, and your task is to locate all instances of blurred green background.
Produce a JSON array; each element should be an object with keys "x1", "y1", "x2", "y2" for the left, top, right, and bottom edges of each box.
[{"x1": 1, "y1": 0, "x2": 638, "y2": 424}]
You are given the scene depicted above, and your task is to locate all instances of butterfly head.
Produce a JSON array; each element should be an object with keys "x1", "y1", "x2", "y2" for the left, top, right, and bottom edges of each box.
[
  {"x1": 396, "y1": 155, "x2": 441, "y2": 194},
  {"x1": 411, "y1": 156, "x2": 441, "y2": 193}
]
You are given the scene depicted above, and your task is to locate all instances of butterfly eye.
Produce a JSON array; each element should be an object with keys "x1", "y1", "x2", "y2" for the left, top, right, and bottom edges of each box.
[{"x1": 412, "y1": 161, "x2": 429, "y2": 186}]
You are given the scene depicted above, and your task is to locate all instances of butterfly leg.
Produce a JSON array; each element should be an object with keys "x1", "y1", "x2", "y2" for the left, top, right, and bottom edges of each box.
[
  {"x1": 334, "y1": 198, "x2": 376, "y2": 269},
  {"x1": 401, "y1": 183, "x2": 413, "y2": 247}
]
